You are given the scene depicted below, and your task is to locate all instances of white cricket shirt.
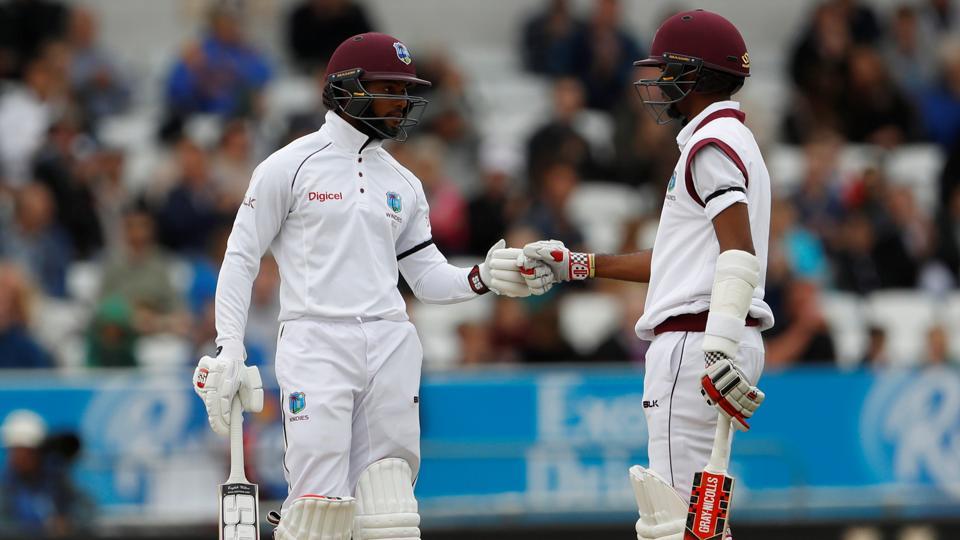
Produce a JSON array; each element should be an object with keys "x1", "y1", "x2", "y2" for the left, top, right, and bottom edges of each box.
[
  {"x1": 215, "y1": 111, "x2": 478, "y2": 349},
  {"x1": 635, "y1": 101, "x2": 774, "y2": 340}
]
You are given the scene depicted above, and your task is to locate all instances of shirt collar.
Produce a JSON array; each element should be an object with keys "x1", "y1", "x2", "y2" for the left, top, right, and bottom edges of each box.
[
  {"x1": 323, "y1": 110, "x2": 384, "y2": 154},
  {"x1": 675, "y1": 100, "x2": 743, "y2": 150}
]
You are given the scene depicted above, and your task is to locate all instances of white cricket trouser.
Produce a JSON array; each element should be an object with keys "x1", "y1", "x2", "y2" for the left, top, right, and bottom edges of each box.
[
  {"x1": 275, "y1": 318, "x2": 422, "y2": 514},
  {"x1": 642, "y1": 328, "x2": 764, "y2": 499}
]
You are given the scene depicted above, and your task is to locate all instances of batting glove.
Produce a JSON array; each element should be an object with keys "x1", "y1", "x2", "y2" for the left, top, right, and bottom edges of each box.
[
  {"x1": 521, "y1": 240, "x2": 594, "y2": 283},
  {"x1": 478, "y1": 239, "x2": 531, "y2": 298},
  {"x1": 193, "y1": 341, "x2": 263, "y2": 436},
  {"x1": 517, "y1": 254, "x2": 557, "y2": 295},
  {"x1": 700, "y1": 354, "x2": 764, "y2": 431}
]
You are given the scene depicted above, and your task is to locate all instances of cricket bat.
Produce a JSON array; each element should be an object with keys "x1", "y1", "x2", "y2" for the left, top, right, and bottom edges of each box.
[
  {"x1": 684, "y1": 414, "x2": 734, "y2": 540},
  {"x1": 219, "y1": 397, "x2": 259, "y2": 540}
]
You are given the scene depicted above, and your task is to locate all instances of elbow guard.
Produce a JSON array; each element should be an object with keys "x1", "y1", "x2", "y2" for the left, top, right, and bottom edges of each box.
[{"x1": 703, "y1": 250, "x2": 760, "y2": 358}]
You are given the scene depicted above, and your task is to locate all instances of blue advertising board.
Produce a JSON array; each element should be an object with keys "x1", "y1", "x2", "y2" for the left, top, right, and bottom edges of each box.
[{"x1": 0, "y1": 366, "x2": 958, "y2": 525}]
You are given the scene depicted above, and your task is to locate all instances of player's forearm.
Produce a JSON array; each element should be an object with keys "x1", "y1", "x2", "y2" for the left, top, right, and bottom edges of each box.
[
  {"x1": 594, "y1": 250, "x2": 653, "y2": 283},
  {"x1": 399, "y1": 243, "x2": 478, "y2": 304}
]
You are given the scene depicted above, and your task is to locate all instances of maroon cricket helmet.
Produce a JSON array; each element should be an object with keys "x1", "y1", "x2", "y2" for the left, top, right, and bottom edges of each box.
[
  {"x1": 324, "y1": 32, "x2": 431, "y2": 87},
  {"x1": 322, "y1": 33, "x2": 431, "y2": 141},
  {"x1": 635, "y1": 9, "x2": 750, "y2": 77},
  {"x1": 633, "y1": 10, "x2": 749, "y2": 124}
]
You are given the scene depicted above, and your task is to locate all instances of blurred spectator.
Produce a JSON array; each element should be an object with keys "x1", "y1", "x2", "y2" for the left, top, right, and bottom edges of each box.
[
  {"x1": 155, "y1": 138, "x2": 230, "y2": 255},
  {"x1": 588, "y1": 284, "x2": 649, "y2": 363},
  {"x1": 884, "y1": 185, "x2": 936, "y2": 277},
  {"x1": 211, "y1": 118, "x2": 256, "y2": 205},
  {"x1": 98, "y1": 208, "x2": 188, "y2": 338},
  {"x1": 0, "y1": 50, "x2": 60, "y2": 187},
  {"x1": 85, "y1": 294, "x2": 136, "y2": 368},
  {"x1": 0, "y1": 183, "x2": 72, "y2": 297},
  {"x1": 764, "y1": 279, "x2": 837, "y2": 366},
  {"x1": 835, "y1": 0, "x2": 883, "y2": 45},
  {"x1": 0, "y1": 263, "x2": 52, "y2": 369},
  {"x1": 520, "y1": 301, "x2": 583, "y2": 363},
  {"x1": 458, "y1": 321, "x2": 495, "y2": 365},
  {"x1": 926, "y1": 325, "x2": 955, "y2": 365},
  {"x1": 833, "y1": 211, "x2": 917, "y2": 293},
  {"x1": 839, "y1": 47, "x2": 918, "y2": 146},
  {"x1": 0, "y1": 0, "x2": 69, "y2": 79},
  {"x1": 394, "y1": 137, "x2": 469, "y2": 255},
  {"x1": 416, "y1": 53, "x2": 480, "y2": 194},
  {"x1": 770, "y1": 197, "x2": 829, "y2": 285},
  {"x1": 527, "y1": 77, "x2": 610, "y2": 181},
  {"x1": 611, "y1": 75, "x2": 679, "y2": 188},
  {"x1": 862, "y1": 325, "x2": 888, "y2": 366},
  {"x1": 34, "y1": 118, "x2": 104, "y2": 259},
  {"x1": 934, "y1": 183, "x2": 960, "y2": 280},
  {"x1": 90, "y1": 148, "x2": 129, "y2": 254},
  {"x1": 791, "y1": 132, "x2": 847, "y2": 246},
  {"x1": 785, "y1": 3, "x2": 851, "y2": 142},
  {"x1": 467, "y1": 144, "x2": 524, "y2": 256},
  {"x1": 165, "y1": 3, "x2": 272, "y2": 118},
  {"x1": 489, "y1": 297, "x2": 528, "y2": 364},
  {"x1": 570, "y1": 0, "x2": 642, "y2": 111},
  {"x1": 287, "y1": 0, "x2": 373, "y2": 73},
  {"x1": 66, "y1": 6, "x2": 130, "y2": 127},
  {"x1": 918, "y1": 40, "x2": 960, "y2": 148},
  {"x1": 520, "y1": 0, "x2": 583, "y2": 76},
  {"x1": 919, "y1": 0, "x2": 959, "y2": 37},
  {"x1": 521, "y1": 160, "x2": 586, "y2": 250},
  {"x1": 883, "y1": 4, "x2": 937, "y2": 95},
  {"x1": 0, "y1": 410, "x2": 93, "y2": 536}
]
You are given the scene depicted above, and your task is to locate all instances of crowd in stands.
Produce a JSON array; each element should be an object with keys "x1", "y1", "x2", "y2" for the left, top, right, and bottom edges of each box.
[{"x1": 0, "y1": 0, "x2": 958, "y2": 373}]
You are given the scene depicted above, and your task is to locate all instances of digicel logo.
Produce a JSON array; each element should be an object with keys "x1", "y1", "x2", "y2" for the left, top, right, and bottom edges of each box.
[{"x1": 308, "y1": 192, "x2": 343, "y2": 202}]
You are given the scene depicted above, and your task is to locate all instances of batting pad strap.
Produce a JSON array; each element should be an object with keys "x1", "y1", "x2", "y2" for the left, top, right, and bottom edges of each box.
[
  {"x1": 704, "y1": 250, "x2": 759, "y2": 358},
  {"x1": 354, "y1": 458, "x2": 420, "y2": 540},
  {"x1": 274, "y1": 495, "x2": 356, "y2": 540}
]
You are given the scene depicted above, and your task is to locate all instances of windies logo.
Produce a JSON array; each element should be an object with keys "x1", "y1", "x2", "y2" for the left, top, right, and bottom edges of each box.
[
  {"x1": 289, "y1": 392, "x2": 306, "y2": 415},
  {"x1": 386, "y1": 192, "x2": 402, "y2": 213},
  {"x1": 393, "y1": 42, "x2": 412, "y2": 65},
  {"x1": 667, "y1": 172, "x2": 677, "y2": 192}
]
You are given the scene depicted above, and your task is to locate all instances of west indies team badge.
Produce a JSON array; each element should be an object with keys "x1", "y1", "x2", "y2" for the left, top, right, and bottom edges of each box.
[
  {"x1": 289, "y1": 392, "x2": 306, "y2": 414},
  {"x1": 386, "y1": 192, "x2": 402, "y2": 213}
]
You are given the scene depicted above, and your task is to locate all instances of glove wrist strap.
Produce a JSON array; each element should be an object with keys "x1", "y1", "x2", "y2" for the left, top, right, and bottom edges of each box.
[
  {"x1": 570, "y1": 252, "x2": 595, "y2": 280},
  {"x1": 468, "y1": 265, "x2": 490, "y2": 295}
]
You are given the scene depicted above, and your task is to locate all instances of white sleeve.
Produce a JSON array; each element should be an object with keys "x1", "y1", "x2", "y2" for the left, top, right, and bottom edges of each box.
[
  {"x1": 398, "y1": 242, "x2": 479, "y2": 305},
  {"x1": 215, "y1": 161, "x2": 290, "y2": 350},
  {"x1": 691, "y1": 144, "x2": 749, "y2": 220}
]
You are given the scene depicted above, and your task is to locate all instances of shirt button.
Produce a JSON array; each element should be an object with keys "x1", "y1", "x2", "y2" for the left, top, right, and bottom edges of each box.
[
  {"x1": 358, "y1": 157, "x2": 363, "y2": 163},
  {"x1": 360, "y1": 188, "x2": 365, "y2": 193},
  {"x1": 358, "y1": 171, "x2": 363, "y2": 177}
]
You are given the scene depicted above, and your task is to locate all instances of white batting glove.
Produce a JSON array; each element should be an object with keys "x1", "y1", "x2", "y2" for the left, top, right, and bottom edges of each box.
[
  {"x1": 478, "y1": 239, "x2": 531, "y2": 298},
  {"x1": 521, "y1": 240, "x2": 594, "y2": 282},
  {"x1": 700, "y1": 354, "x2": 764, "y2": 431},
  {"x1": 192, "y1": 341, "x2": 263, "y2": 436},
  {"x1": 517, "y1": 254, "x2": 556, "y2": 295}
]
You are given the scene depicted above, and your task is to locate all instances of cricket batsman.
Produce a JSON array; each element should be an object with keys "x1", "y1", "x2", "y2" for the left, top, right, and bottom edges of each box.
[
  {"x1": 191, "y1": 33, "x2": 529, "y2": 539},
  {"x1": 520, "y1": 10, "x2": 773, "y2": 539}
]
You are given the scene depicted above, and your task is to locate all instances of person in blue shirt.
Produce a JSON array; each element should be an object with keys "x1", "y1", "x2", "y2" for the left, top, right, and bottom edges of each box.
[{"x1": 165, "y1": 4, "x2": 272, "y2": 118}]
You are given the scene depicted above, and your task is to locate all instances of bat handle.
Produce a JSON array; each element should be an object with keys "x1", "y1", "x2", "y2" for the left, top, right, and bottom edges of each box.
[
  {"x1": 706, "y1": 413, "x2": 734, "y2": 474},
  {"x1": 228, "y1": 396, "x2": 246, "y2": 483}
]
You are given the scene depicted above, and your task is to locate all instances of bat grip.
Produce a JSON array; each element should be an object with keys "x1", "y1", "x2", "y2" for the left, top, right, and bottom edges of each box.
[
  {"x1": 706, "y1": 413, "x2": 733, "y2": 473},
  {"x1": 228, "y1": 396, "x2": 246, "y2": 483}
]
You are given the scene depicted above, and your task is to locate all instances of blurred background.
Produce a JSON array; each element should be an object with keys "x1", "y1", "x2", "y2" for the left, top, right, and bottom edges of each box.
[{"x1": 0, "y1": 0, "x2": 958, "y2": 538}]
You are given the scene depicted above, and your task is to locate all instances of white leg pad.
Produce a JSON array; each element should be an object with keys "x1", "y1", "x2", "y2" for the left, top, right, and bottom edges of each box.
[
  {"x1": 353, "y1": 458, "x2": 420, "y2": 540},
  {"x1": 274, "y1": 495, "x2": 356, "y2": 540},
  {"x1": 630, "y1": 465, "x2": 687, "y2": 540}
]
